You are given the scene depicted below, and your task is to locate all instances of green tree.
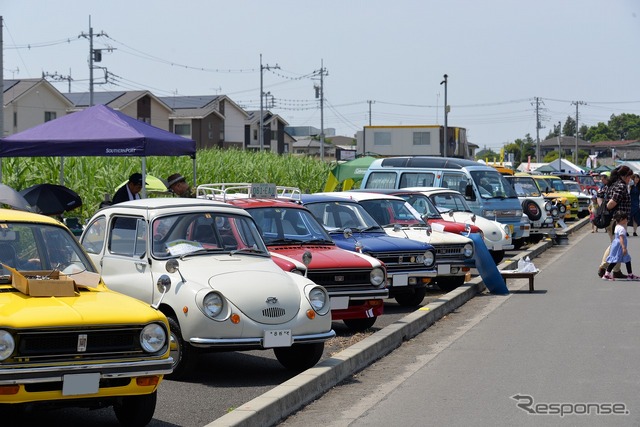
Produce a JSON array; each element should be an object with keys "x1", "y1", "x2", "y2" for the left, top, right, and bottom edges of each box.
[
  {"x1": 475, "y1": 148, "x2": 499, "y2": 161},
  {"x1": 562, "y1": 116, "x2": 576, "y2": 137}
]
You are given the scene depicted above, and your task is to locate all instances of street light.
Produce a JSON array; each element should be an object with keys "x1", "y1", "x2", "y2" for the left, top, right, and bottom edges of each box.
[{"x1": 440, "y1": 74, "x2": 448, "y2": 157}]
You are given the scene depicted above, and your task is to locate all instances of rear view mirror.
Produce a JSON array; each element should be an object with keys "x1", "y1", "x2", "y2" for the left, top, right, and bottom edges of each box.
[{"x1": 0, "y1": 230, "x2": 17, "y2": 241}]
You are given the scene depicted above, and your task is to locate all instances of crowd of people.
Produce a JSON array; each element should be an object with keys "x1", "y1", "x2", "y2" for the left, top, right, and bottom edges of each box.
[
  {"x1": 594, "y1": 165, "x2": 640, "y2": 281},
  {"x1": 107, "y1": 172, "x2": 195, "y2": 206}
]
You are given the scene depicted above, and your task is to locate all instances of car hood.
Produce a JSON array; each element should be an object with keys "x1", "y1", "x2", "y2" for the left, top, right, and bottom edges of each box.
[
  {"x1": 441, "y1": 212, "x2": 509, "y2": 243},
  {"x1": 0, "y1": 285, "x2": 165, "y2": 328},
  {"x1": 270, "y1": 245, "x2": 383, "y2": 270},
  {"x1": 330, "y1": 232, "x2": 433, "y2": 252},
  {"x1": 383, "y1": 225, "x2": 472, "y2": 246}
]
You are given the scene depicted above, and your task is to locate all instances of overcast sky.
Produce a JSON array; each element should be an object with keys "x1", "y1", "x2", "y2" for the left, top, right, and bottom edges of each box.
[{"x1": 3, "y1": 0, "x2": 639, "y2": 151}]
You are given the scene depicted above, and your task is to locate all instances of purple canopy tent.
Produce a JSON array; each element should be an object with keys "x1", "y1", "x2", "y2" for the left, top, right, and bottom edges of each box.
[{"x1": 0, "y1": 104, "x2": 197, "y2": 196}]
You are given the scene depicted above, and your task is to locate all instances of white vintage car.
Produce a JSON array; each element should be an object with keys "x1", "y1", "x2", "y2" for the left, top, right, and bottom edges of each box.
[
  {"x1": 403, "y1": 187, "x2": 514, "y2": 263},
  {"x1": 80, "y1": 198, "x2": 334, "y2": 379},
  {"x1": 322, "y1": 191, "x2": 475, "y2": 292}
]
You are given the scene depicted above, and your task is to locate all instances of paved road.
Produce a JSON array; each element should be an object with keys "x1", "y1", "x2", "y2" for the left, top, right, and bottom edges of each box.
[{"x1": 280, "y1": 225, "x2": 640, "y2": 426}]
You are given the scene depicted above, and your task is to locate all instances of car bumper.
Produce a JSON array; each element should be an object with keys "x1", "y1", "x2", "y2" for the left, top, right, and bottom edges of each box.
[{"x1": 189, "y1": 329, "x2": 336, "y2": 348}]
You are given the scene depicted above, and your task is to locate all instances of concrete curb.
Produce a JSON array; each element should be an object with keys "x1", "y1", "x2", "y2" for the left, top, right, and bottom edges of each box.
[{"x1": 209, "y1": 218, "x2": 589, "y2": 427}]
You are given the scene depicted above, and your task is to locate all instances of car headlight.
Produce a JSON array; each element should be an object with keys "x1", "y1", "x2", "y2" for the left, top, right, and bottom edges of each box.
[
  {"x1": 572, "y1": 202, "x2": 578, "y2": 208},
  {"x1": 550, "y1": 207, "x2": 559, "y2": 217},
  {"x1": 291, "y1": 268, "x2": 305, "y2": 276},
  {"x1": 0, "y1": 330, "x2": 15, "y2": 361},
  {"x1": 558, "y1": 204, "x2": 567, "y2": 213},
  {"x1": 515, "y1": 209, "x2": 523, "y2": 217},
  {"x1": 421, "y1": 250, "x2": 435, "y2": 268},
  {"x1": 502, "y1": 225, "x2": 511, "y2": 236},
  {"x1": 463, "y1": 243, "x2": 474, "y2": 258},
  {"x1": 202, "y1": 292, "x2": 224, "y2": 317},
  {"x1": 140, "y1": 323, "x2": 167, "y2": 353},
  {"x1": 308, "y1": 286, "x2": 329, "y2": 313},
  {"x1": 483, "y1": 210, "x2": 498, "y2": 218},
  {"x1": 370, "y1": 267, "x2": 385, "y2": 287},
  {"x1": 544, "y1": 201, "x2": 553, "y2": 211}
]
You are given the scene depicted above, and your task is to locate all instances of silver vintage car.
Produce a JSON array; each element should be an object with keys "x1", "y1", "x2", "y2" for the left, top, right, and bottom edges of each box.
[{"x1": 80, "y1": 198, "x2": 334, "y2": 379}]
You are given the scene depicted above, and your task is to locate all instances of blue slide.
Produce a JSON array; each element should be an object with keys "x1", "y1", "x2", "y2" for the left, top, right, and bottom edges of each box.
[{"x1": 468, "y1": 232, "x2": 509, "y2": 295}]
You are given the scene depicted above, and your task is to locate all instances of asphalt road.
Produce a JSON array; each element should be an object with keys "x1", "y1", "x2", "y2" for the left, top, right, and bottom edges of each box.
[{"x1": 280, "y1": 224, "x2": 640, "y2": 427}]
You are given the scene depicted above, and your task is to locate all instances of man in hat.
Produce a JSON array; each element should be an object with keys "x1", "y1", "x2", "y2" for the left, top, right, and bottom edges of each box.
[
  {"x1": 112, "y1": 172, "x2": 145, "y2": 204},
  {"x1": 166, "y1": 173, "x2": 196, "y2": 198}
]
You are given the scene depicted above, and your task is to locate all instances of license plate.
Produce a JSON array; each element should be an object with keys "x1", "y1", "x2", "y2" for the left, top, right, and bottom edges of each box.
[
  {"x1": 392, "y1": 274, "x2": 408, "y2": 287},
  {"x1": 437, "y1": 264, "x2": 451, "y2": 274},
  {"x1": 264, "y1": 329, "x2": 292, "y2": 348},
  {"x1": 330, "y1": 296, "x2": 349, "y2": 310},
  {"x1": 62, "y1": 373, "x2": 100, "y2": 396}
]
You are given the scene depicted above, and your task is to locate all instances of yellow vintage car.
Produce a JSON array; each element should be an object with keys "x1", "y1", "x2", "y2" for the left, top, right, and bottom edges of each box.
[
  {"x1": 524, "y1": 174, "x2": 579, "y2": 220},
  {"x1": 0, "y1": 209, "x2": 172, "y2": 426}
]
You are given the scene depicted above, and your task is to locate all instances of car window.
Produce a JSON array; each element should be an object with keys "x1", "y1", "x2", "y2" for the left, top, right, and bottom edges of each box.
[
  {"x1": 81, "y1": 216, "x2": 106, "y2": 254},
  {"x1": 399, "y1": 172, "x2": 435, "y2": 188},
  {"x1": 364, "y1": 172, "x2": 398, "y2": 189},
  {"x1": 248, "y1": 207, "x2": 331, "y2": 243},
  {"x1": 109, "y1": 216, "x2": 147, "y2": 257}
]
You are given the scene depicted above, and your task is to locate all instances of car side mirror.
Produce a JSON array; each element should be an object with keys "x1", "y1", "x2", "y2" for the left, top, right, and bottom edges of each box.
[{"x1": 465, "y1": 184, "x2": 475, "y2": 200}]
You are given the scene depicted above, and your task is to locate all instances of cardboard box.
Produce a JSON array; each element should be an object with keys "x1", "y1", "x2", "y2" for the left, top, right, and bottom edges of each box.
[{"x1": 3, "y1": 264, "x2": 77, "y2": 297}]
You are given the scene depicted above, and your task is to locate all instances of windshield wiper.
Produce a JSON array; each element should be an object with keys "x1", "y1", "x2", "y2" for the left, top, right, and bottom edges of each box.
[
  {"x1": 180, "y1": 247, "x2": 225, "y2": 259},
  {"x1": 268, "y1": 238, "x2": 304, "y2": 245},
  {"x1": 357, "y1": 225, "x2": 383, "y2": 232},
  {"x1": 302, "y1": 238, "x2": 334, "y2": 245},
  {"x1": 230, "y1": 246, "x2": 267, "y2": 256}
]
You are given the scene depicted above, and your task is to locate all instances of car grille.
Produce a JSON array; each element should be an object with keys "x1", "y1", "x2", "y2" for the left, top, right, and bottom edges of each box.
[
  {"x1": 13, "y1": 326, "x2": 147, "y2": 363},
  {"x1": 262, "y1": 307, "x2": 286, "y2": 318},
  {"x1": 308, "y1": 268, "x2": 373, "y2": 289},
  {"x1": 432, "y1": 244, "x2": 467, "y2": 262},
  {"x1": 369, "y1": 251, "x2": 430, "y2": 272}
]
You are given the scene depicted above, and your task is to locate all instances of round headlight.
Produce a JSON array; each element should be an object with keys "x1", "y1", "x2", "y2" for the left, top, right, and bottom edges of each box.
[
  {"x1": 544, "y1": 201, "x2": 552, "y2": 211},
  {"x1": 0, "y1": 330, "x2": 15, "y2": 361},
  {"x1": 550, "y1": 207, "x2": 559, "y2": 217},
  {"x1": 463, "y1": 243, "x2": 473, "y2": 258},
  {"x1": 203, "y1": 292, "x2": 224, "y2": 317},
  {"x1": 291, "y1": 268, "x2": 305, "y2": 276},
  {"x1": 140, "y1": 323, "x2": 167, "y2": 353},
  {"x1": 558, "y1": 204, "x2": 567, "y2": 214},
  {"x1": 308, "y1": 287, "x2": 328, "y2": 312},
  {"x1": 370, "y1": 267, "x2": 385, "y2": 287},
  {"x1": 422, "y1": 250, "x2": 435, "y2": 268}
]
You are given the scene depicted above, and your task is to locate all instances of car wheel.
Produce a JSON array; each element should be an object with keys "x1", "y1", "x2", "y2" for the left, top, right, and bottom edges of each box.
[
  {"x1": 394, "y1": 287, "x2": 427, "y2": 307},
  {"x1": 343, "y1": 316, "x2": 377, "y2": 332},
  {"x1": 274, "y1": 342, "x2": 324, "y2": 372},
  {"x1": 490, "y1": 249, "x2": 505, "y2": 264},
  {"x1": 166, "y1": 317, "x2": 196, "y2": 380},
  {"x1": 113, "y1": 391, "x2": 157, "y2": 427},
  {"x1": 435, "y1": 276, "x2": 465, "y2": 293}
]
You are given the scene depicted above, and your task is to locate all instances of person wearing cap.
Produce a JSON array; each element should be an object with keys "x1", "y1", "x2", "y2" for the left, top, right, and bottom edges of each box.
[
  {"x1": 112, "y1": 172, "x2": 145, "y2": 204},
  {"x1": 166, "y1": 173, "x2": 196, "y2": 198}
]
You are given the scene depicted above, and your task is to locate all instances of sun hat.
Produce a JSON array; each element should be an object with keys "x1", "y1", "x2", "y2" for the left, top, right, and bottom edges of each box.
[{"x1": 166, "y1": 173, "x2": 186, "y2": 189}]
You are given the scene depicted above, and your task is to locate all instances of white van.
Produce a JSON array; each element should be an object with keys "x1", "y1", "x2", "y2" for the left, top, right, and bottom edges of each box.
[{"x1": 361, "y1": 156, "x2": 529, "y2": 246}]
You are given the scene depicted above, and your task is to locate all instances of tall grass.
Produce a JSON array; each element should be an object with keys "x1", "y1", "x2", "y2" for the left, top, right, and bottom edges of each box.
[{"x1": 1, "y1": 148, "x2": 332, "y2": 221}]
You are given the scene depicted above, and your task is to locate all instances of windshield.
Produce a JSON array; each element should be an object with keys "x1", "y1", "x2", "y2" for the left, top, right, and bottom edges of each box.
[
  {"x1": 151, "y1": 212, "x2": 267, "y2": 258},
  {"x1": 547, "y1": 177, "x2": 568, "y2": 191},
  {"x1": 305, "y1": 201, "x2": 382, "y2": 232},
  {"x1": 576, "y1": 175, "x2": 596, "y2": 186},
  {"x1": 507, "y1": 177, "x2": 541, "y2": 197},
  {"x1": 396, "y1": 193, "x2": 443, "y2": 220},
  {"x1": 470, "y1": 170, "x2": 518, "y2": 199},
  {"x1": 246, "y1": 207, "x2": 334, "y2": 244},
  {"x1": 0, "y1": 222, "x2": 96, "y2": 283},
  {"x1": 429, "y1": 192, "x2": 472, "y2": 212},
  {"x1": 564, "y1": 181, "x2": 582, "y2": 192},
  {"x1": 358, "y1": 199, "x2": 425, "y2": 226}
]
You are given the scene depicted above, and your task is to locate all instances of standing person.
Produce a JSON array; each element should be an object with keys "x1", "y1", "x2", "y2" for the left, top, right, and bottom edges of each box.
[
  {"x1": 629, "y1": 173, "x2": 640, "y2": 236},
  {"x1": 166, "y1": 173, "x2": 196, "y2": 198},
  {"x1": 112, "y1": 173, "x2": 145, "y2": 204},
  {"x1": 598, "y1": 166, "x2": 634, "y2": 278},
  {"x1": 588, "y1": 195, "x2": 598, "y2": 233},
  {"x1": 602, "y1": 211, "x2": 640, "y2": 280}
]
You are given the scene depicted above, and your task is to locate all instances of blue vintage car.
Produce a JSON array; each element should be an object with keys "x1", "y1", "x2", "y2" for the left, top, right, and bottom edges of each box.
[{"x1": 299, "y1": 194, "x2": 437, "y2": 307}]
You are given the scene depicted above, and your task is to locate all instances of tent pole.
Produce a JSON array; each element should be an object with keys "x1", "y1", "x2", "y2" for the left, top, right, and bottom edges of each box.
[
  {"x1": 60, "y1": 157, "x2": 64, "y2": 185},
  {"x1": 192, "y1": 154, "x2": 197, "y2": 189},
  {"x1": 141, "y1": 157, "x2": 147, "y2": 198}
]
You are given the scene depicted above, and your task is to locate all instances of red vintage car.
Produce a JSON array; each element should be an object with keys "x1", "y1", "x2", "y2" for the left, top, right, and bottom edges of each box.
[{"x1": 197, "y1": 183, "x2": 388, "y2": 332}]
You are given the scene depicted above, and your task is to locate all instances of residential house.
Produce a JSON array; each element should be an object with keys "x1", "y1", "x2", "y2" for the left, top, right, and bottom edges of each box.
[
  {"x1": 291, "y1": 137, "x2": 336, "y2": 159},
  {"x1": 64, "y1": 90, "x2": 172, "y2": 130},
  {"x1": 2, "y1": 78, "x2": 73, "y2": 137},
  {"x1": 159, "y1": 95, "x2": 248, "y2": 150},
  {"x1": 245, "y1": 110, "x2": 290, "y2": 154}
]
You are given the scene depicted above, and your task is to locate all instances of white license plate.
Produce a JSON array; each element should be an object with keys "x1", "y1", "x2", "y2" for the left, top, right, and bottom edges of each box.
[
  {"x1": 264, "y1": 329, "x2": 292, "y2": 348},
  {"x1": 437, "y1": 264, "x2": 451, "y2": 274},
  {"x1": 330, "y1": 296, "x2": 350, "y2": 310},
  {"x1": 392, "y1": 274, "x2": 408, "y2": 287},
  {"x1": 62, "y1": 373, "x2": 100, "y2": 396}
]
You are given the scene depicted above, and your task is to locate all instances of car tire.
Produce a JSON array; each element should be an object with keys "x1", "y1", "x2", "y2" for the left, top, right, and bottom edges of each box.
[
  {"x1": 166, "y1": 317, "x2": 196, "y2": 380},
  {"x1": 274, "y1": 342, "x2": 324, "y2": 372},
  {"x1": 113, "y1": 391, "x2": 157, "y2": 427},
  {"x1": 490, "y1": 249, "x2": 505, "y2": 264},
  {"x1": 343, "y1": 316, "x2": 377, "y2": 332},
  {"x1": 435, "y1": 276, "x2": 465, "y2": 293},
  {"x1": 522, "y1": 199, "x2": 542, "y2": 221},
  {"x1": 394, "y1": 287, "x2": 427, "y2": 307}
]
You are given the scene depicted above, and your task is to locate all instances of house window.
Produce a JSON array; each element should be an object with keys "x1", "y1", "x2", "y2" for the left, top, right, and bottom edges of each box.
[
  {"x1": 44, "y1": 111, "x2": 57, "y2": 122},
  {"x1": 374, "y1": 132, "x2": 391, "y2": 146},
  {"x1": 413, "y1": 132, "x2": 430, "y2": 146},
  {"x1": 253, "y1": 129, "x2": 258, "y2": 140},
  {"x1": 13, "y1": 112, "x2": 17, "y2": 128},
  {"x1": 174, "y1": 124, "x2": 191, "y2": 136},
  {"x1": 208, "y1": 131, "x2": 214, "y2": 140}
]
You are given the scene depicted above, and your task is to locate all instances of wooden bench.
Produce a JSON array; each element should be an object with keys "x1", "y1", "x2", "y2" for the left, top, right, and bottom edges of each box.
[{"x1": 499, "y1": 269, "x2": 540, "y2": 292}]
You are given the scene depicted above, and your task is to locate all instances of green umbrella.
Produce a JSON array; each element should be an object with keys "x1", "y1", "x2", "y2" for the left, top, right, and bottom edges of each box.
[
  {"x1": 115, "y1": 174, "x2": 168, "y2": 194},
  {"x1": 324, "y1": 156, "x2": 378, "y2": 191}
]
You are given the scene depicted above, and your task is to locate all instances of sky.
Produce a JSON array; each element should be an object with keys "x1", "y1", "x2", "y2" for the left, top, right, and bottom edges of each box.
[{"x1": 2, "y1": 0, "x2": 640, "y2": 151}]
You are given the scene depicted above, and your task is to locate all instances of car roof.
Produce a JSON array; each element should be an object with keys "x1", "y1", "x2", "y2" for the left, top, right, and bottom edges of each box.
[
  {"x1": 222, "y1": 197, "x2": 306, "y2": 210},
  {"x1": 400, "y1": 186, "x2": 462, "y2": 195},
  {"x1": 338, "y1": 191, "x2": 405, "y2": 202},
  {"x1": 98, "y1": 197, "x2": 250, "y2": 215},
  {"x1": 299, "y1": 193, "x2": 362, "y2": 204},
  {"x1": 0, "y1": 208, "x2": 62, "y2": 225}
]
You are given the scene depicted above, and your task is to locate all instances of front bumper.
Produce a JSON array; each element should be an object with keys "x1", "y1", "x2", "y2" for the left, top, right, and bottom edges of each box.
[{"x1": 190, "y1": 329, "x2": 336, "y2": 348}]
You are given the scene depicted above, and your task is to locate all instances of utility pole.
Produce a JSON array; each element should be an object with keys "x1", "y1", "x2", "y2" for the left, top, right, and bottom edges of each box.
[
  {"x1": 79, "y1": 16, "x2": 107, "y2": 107},
  {"x1": 43, "y1": 71, "x2": 73, "y2": 93},
  {"x1": 533, "y1": 97, "x2": 545, "y2": 162},
  {"x1": 572, "y1": 101, "x2": 586, "y2": 164},
  {"x1": 313, "y1": 61, "x2": 328, "y2": 162},
  {"x1": 367, "y1": 100, "x2": 375, "y2": 125},
  {"x1": 259, "y1": 54, "x2": 279, "y2": 151},
  {"x1": 557, "y1": 121, "x2": 562, "y2": 162},
  {"x1": 440, "y1": 74, "x2": 448, "y2": 157}
]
